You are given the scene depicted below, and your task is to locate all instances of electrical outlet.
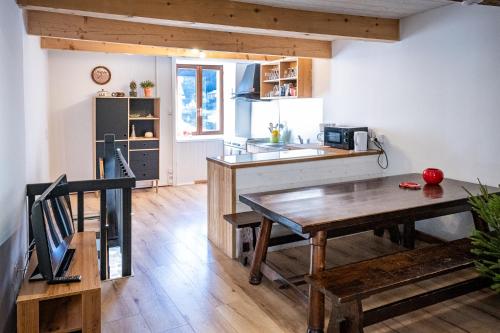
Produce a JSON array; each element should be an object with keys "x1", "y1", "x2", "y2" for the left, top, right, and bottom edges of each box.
[{"x1": 369, "y1": 132, "x2": 385, "y2": 145}]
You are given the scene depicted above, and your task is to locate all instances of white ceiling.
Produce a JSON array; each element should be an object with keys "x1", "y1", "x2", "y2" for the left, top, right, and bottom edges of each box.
[{"x1": 236, "y1": 0, "x2": 454, "y2": 19}]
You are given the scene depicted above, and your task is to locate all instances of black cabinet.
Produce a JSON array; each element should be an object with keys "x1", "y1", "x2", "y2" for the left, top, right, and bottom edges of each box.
[
  {"x1": 95, "y1": 98, "x2": 129, "y2": 140},
  {"x1": 130, "y1": 150, "x2": 159, "y2": 181},
  {"x1": 129, "y1": 140, "x2": 159, "y2": 150},
  {"x1": 94, "y1": 97, "x2": 160, "y2": 188}
]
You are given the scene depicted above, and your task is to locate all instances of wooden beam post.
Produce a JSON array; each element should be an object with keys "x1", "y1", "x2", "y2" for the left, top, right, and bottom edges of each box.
[
  {"x1": 18, "y1": 0, "x2": 399, "y2": 41},
  {"x1": 40, "y1": 37, "x2": 284, "y2": 61},
  {"x1": 26, "y1": 10, "x2": 332, "y2": 58}
]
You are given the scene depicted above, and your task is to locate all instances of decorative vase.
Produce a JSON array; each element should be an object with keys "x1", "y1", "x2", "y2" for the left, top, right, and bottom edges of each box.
[
  {"x1": 129, "y1": 90, "x2": 137, "y2": 97},
  {"x1": 143, "y1": 87, "x2": 153, "y2": 97},
  {"x1": 422, "y1": 168, "x2": 444, "y2": 185},
  {"x1": 130, "y1": 124, "x2": 136, "y2": 138},
  {"x1": 271, "y1": 129, "x2": 280, "y2": 143}
]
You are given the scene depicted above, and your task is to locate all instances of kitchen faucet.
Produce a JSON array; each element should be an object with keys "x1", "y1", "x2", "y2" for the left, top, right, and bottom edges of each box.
[{"x1": 297, "y1": 135, "x2": 303, "y2": 144}]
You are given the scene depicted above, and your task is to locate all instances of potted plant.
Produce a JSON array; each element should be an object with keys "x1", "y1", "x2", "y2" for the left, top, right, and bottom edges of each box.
[
  {"x1": 129, "y1": 80, "x2": 137, "y2": 97},
  {"x1": 466, "y1": 182, "x2": 500, "y2": 293},
  {"x1": 140, "y1": 80, "x2": 155, "y2": 97}
]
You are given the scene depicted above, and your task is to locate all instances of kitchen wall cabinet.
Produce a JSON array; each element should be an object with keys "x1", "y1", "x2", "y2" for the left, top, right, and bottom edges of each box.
[{"x1": 260, "y1": 58, "x2": 312, "y2": 100}]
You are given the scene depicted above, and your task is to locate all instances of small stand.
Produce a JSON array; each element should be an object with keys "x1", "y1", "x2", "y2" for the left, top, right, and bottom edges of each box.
[{"x1": 17, "y1": 232, "x2": 101, "y2": 333}]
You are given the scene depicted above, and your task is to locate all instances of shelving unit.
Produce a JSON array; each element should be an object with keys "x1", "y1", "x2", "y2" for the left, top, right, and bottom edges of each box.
[
  {"x1": 260, "y1": 58, "x2": 312, "y2": 99},
  {"x1": 93, "y1": 97, "x2": 160, "y2": 191},
  {"x1": 17, "y1": 232, "x2": 100, "y2": 333}
]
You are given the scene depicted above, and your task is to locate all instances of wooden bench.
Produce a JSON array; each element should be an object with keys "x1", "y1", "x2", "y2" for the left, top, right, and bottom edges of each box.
[
  {"x1": 224, "y1": 211, "x2": 338, "y2": 265},
  {"x1": 305, "y1": 238, "x2": 488, "y2": 333},
  {"x1": 224, "y1": 211, "x2": 262, "y2": 229},
  {"x1": 223, "y1": 212, "x2": 424, "y2": 266}
]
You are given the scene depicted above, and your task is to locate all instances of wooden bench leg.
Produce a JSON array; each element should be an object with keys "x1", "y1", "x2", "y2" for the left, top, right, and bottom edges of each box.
[
  {"x1": 374, "y1": 225, "x2": 402, "y2": 245},
  {"x1": 308, "y1": 231, "x2": 327, "y2": 333},
  {"x1": 373, "y1": 228, "x2": 384, "y2": 237},
  {"x1": 327, "y1": 300, "x2": 363, "y2": 333},
  {"x1": 249, "y1": 217, "x2": 273, "y2": 285}
]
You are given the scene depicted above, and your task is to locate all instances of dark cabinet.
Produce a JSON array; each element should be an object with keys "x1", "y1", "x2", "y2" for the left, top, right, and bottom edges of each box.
[
  {"x1": 129, "y1": 140, "x2": 159, "y2": 150},
  {"x1": 94, "y1": 97, "x2": 160, "y2": 188},
  {"x1": 130, "y1": 151, "x2": 159, "y2": 181},
  {"x1": 95, "y1": 98, "x2": 129, "y2": 140}
]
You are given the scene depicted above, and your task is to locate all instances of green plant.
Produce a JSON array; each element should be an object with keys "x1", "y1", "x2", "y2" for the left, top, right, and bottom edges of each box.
[
  {"x1": 465, "y1": 181, "x2": 500, "y2": 293},
  {"x1": 129, "y1": 80, "x2": 137, "y2": 90},
  {"x1": 140, "y1": 80, "x2": 155, "y2": 88}
]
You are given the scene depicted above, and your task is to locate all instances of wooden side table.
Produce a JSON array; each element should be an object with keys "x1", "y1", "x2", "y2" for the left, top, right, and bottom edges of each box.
[{"x1": 17, "y1": 232, "x2": 101, "y2": 333}]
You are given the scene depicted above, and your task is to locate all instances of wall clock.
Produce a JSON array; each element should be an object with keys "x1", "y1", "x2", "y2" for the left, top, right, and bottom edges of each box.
[{"x1": 91, "y1": 66, "x2": 111, "y2": 85}]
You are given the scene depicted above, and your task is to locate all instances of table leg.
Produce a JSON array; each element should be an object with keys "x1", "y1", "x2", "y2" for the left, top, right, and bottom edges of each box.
[
  {"x1": 471, "y1": 211, "x2": 489, "y2": 232},
  {"x1": 308, "y1": 230, "x2": 327, "y2": 333},
  {"x1": 249, "y1": 216, "x2": 273, "y2": 285},
  {"x1": 388, "y1": 225, "x2": 401, "y2": 244},
  {"x1": 403, "y1": 218, "x2": 416, "y2": 249}
]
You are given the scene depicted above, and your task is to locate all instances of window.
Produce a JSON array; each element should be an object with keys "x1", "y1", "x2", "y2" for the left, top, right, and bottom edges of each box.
[{"x1": 176, "y1": 64, "x2": 224, "y2": 136}]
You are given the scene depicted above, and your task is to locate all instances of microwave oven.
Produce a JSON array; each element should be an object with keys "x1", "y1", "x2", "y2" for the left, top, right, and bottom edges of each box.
[{"x1": 324, "y1": 126, "x2": 368, "y2": 150}]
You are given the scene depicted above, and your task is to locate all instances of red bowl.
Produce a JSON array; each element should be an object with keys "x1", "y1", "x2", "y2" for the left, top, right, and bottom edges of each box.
[{"x1": 422, "y1": 168, "x2": 444, "y2": 185}]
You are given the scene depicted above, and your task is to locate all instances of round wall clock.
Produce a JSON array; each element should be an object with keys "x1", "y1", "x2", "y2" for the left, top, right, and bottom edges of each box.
[{"x1": 91, "y1": 66, "x2": 111, "y2": 85}]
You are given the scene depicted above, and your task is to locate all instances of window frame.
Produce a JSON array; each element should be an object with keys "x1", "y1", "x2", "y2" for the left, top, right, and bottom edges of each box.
[{"x1": 176, "y1": 64, "x2": 224, "y2": 136}]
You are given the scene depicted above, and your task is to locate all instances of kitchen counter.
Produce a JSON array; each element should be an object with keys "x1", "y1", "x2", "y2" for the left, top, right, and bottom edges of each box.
[
  {"x1": 207, "y1": 146, "x2": 379, "y2": 169},
  {"x1": 207, "y1": 145, "x2": 383, "y2": 258}
]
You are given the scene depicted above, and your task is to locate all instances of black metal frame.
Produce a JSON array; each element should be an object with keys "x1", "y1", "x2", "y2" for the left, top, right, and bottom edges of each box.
[{"x1": 26, "y1": 135, "x2": 135, "y2": 280}]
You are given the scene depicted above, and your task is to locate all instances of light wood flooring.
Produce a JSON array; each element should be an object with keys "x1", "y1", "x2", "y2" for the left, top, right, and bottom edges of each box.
[{"x1": 81, "y1": 185, "x2": 499, "y2": 333}]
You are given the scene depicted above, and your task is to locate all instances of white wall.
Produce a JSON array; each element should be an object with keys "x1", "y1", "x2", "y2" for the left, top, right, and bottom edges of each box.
[
  {"x1": 174, "y1": 140, "x2": 223, "y2": 185},
  {"x1": 251, "y1": 98, "x2": 324, "y2": 144},
  {"x1": 326, "y1": 4, "x2": 500, "y2": 239},
  {"x1": 48, "y1": 51, "x2": 173, "y2": 185},
  {"x1": 0, "y1": 0, "x2": 27, "y2": 253},
  {"x1": 48, "y1": 52, "x2": 240, "y2": 186},
  {"x1": 24, "y1": 35, "x2": 50, "y2": 183},
  {"x1": 0, "y1": 2, "x2": 50, "y2": 331}
]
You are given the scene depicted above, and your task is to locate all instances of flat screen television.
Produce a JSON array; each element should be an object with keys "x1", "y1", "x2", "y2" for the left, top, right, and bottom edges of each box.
[{"x1": 30, "y1": 174, "x2": 81, "y2": 284}]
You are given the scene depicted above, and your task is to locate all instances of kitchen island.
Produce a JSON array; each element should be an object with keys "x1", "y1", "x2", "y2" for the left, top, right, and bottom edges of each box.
[{"x1": 207, "y1": 146, "x2": 382, "y2": 258}]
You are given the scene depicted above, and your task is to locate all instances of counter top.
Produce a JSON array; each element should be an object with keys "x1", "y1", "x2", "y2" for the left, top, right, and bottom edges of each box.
[{"x1": 207, "y1": 146, "x2": 380, "y2": 169}]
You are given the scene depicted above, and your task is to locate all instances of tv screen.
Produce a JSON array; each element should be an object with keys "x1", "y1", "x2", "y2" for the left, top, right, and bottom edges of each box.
[{"x1": 30, "y1": 174, "x2": 75, "y2": 281}]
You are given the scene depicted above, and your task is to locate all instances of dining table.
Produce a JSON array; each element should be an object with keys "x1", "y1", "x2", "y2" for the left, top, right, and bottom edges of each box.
[{"x1": 239, "y1": 173, "x2": 499, "y2": 333}]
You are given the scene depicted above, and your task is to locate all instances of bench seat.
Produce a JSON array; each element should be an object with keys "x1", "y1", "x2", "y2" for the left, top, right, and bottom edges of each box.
[
  {"x1": 305, "y1": 238, "x2": 487, "y2": 332},
  {"x1": 223, "y1": 211, "x2": 261, "y2": 229}
]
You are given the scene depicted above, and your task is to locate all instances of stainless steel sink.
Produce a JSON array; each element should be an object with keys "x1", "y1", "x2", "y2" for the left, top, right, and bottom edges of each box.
[
  {"x1": 246, "y1": 142, "x2": 291, "y2": 153},
  {"x1": 259, "y1": 143, "x2": 289, "y2": 148}
]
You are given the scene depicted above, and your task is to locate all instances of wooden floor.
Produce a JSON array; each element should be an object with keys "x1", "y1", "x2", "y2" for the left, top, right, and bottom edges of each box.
[{"x1": 81, "y1": 185, "x2": 499, "y2": 333}]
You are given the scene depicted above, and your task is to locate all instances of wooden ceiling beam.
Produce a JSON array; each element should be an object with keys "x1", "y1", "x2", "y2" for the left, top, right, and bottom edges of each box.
[
  {"x1": 40, "y1": 37, "x2": 284, "y2": 61},
  {"x1": 449, "y1": 0, "x2": 500, "y2": 6},
  {"x1": 18, "y1": 0, "x2": 399, "y2": 41},
  {"x1": 27, "y1": 10, "x2": 332, "y2": 58}
]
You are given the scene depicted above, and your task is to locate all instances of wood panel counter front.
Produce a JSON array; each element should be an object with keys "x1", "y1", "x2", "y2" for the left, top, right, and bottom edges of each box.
[{"x1": 207, "y1": 148, "x2": 382, "y2": 257}]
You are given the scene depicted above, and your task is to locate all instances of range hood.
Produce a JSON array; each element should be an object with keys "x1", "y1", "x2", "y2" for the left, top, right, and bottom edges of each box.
[{"x1": 234, "y1": 63, "x2": 261, "y2": 101}]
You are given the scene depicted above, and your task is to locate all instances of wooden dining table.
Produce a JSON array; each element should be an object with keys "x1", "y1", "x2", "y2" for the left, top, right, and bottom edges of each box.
[{"x1": 239, "y1": 173, "x2": 499, "y2": 333}]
